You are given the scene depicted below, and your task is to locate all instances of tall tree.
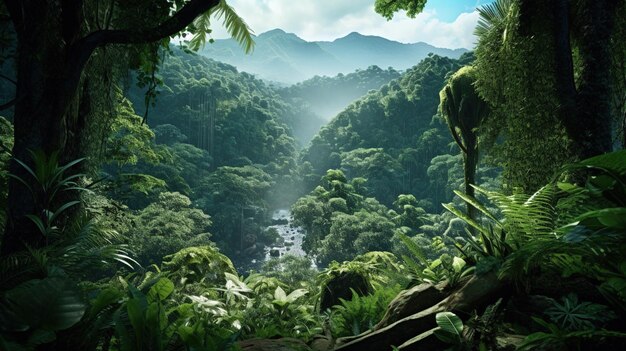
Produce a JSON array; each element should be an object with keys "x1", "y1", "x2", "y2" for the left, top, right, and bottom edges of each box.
[
  {"x1": 0, "y1": 0, "x2": 253, "y2": 255},
  {"x1": 473, "y1": 0, "x2": 624, "y2": 190},
  {"x1": 439, "y1": 66, "x2": 488, "y2": 221},
  {"x1": 378, "y1": 0, "x2": 624, "y2": 190}
]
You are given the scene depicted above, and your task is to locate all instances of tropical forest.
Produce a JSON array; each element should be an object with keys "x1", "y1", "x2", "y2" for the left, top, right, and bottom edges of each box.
[{"x1": 1, "y1": 0, "x2": 626, "y2": 350}]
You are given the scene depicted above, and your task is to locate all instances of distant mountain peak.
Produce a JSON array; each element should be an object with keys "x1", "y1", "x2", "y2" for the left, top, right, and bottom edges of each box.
[
  {"x1": 200, "y1": 28, "x2": 468, "y2": 84},
  {"x1": 346, "y1": 31, "x2": 364, "y2": 37},
  {"x1": 259, "y1": 28, "x2": 290, "y2": 37},
  {"x1": 334, "y1": 31, "x2": 393, "y2": 44},
  {"x1": 339, "y1": 32, "x2": 369, "y2": 40}
]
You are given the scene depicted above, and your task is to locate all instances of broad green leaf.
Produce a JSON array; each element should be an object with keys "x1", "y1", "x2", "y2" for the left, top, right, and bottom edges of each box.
[
  {"x1": 452, "y1": 257, "x2": 466, "y2": 273},
  {"x1": 148, "y1": 278, "x2": 175, "y2": 301},
  {"x1": 27, "y1": 329, "x2": 56, "y2": 346},
  {"x1": 25, "y1": 214, "x2": 46, "y2": 235},
  {"x1": 285, "y1": 289, "x2": 308, "y2": 303},
  {"x1": 224, "y1": 272, "x2": 251, "y2": 292},
  {"x1": 146, "y1": 302, "x2": 167, "y2": 333},
  {"x1": 435, "y1": 311, "x2": 463, "y2": 342},
  {"x1": 49, "y1": 200, "x2": 81, "y2": 223},
  {"x1": 0, "y1": 277, "x2": 85, "y2": 332},
  {"x1": 443, "y1": 203, "x2": 491, "y2": 237},
  {"x1": 589, "y1": 208, "x2": 626, "y2": 229},
  {"x1": 578, "y1": 149, "x2": 626, "y2": 175},
  {"x1": 274, "y1": 286, "x2": 287, "y2": 302},
  {"x1": 89, "y1": 287, "x2": 123, "y2": 317},
  {"x1": 455, "y1": 188, "x2": 501, "y2": 223},
  {"x1": 126, "y1": 297, "x2": 146, "y2": 339}
]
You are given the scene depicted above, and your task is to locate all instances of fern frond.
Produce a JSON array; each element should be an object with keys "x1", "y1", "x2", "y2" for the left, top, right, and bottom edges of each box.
[{"x1": 188, "y1": 11, "x2": 212, "y2": 51}]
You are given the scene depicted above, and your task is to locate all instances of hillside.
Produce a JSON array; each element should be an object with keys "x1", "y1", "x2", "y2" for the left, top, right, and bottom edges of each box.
[
  {"x1": 279, "y1": 65, "x2": 401, "y2": 122},
  {"x1": 300, "y1": 53, "x2": 477, "y2": 210},
  {"x1": 199, "y1": 29, "x2": 468, "y2": 83}
]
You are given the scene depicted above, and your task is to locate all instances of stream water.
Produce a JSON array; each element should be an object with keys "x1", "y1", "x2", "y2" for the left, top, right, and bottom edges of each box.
[
  {"x1": 242, "y1": 209, "x2": 314, "y2": 273},
  {"x1": 264, "y1": 209, "x2": 307, "y2": 259}
]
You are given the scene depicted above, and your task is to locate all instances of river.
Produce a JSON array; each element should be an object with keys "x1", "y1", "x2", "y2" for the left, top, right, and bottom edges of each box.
[
  {"x1": 264, "y1": 209, "x2": 307, "y2": 259},
  {"x1": 240, "y1": 209, "x2": 314, "y2": 273}
]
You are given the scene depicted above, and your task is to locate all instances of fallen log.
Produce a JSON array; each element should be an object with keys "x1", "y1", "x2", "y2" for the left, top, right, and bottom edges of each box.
[{"x1": 334, "y1": 271, "x2": 508, "y2": 351}]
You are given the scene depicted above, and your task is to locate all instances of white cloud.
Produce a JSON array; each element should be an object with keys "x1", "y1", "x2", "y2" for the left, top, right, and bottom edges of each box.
[{"x1": 209, "y1": 0, "x2": 480, "y2": 49}]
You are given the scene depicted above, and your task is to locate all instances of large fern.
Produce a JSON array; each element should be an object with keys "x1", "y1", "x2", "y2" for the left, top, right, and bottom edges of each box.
[
  {"x1": 445, "y1": 183, "x2": 558, "y2": 262},
  {"x1": 476, "y1": 184, "x2": 559, "y2": 243}
]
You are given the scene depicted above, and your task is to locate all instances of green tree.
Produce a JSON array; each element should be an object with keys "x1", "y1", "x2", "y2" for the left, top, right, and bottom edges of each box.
[
  {"x1": 391, "y1": 194, "x2": 427, "y2": 230},
  {"x1": 473, "y1": 0, "x2": 625, "y2": 190},
  {"x1": 374, "y1": 0, "x2": 427, "y2": 19},
  {"x1": 439, "y1": 66, "x2": 488, "y2": 220},
  {"x1": 1, "y1": 0, "x2": 253, "y2": 255},
  {"x1": 131, "y1": 191, "x2": 213, "y2": 265},
  {"x1": 317, "y1": 210, "x2": 396, "y2": 265},
  {"x1": 341, "y1": 148, "x2": 404, "y2": 206},
  {"x1": 195, "y1": 165, "x2": 271, "y2": 254}
]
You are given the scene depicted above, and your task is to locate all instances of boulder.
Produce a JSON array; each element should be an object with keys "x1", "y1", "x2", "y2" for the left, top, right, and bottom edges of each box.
[
  {"x1": 375, "y1": 282, "x2": 447, "y2": 329},
  {"x1": 334, "y1": 272, "x2": 508, "y2": 351},
  {"x1": 309, "y1": 335, "x2": 332, "y2": 351},
  {"x1": 320, "y1": 271, "x2": 370, "y2": 311}
]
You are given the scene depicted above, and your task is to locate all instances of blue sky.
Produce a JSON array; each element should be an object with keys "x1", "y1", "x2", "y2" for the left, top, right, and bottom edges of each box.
[
  {"x1": 425, "y1": 0, "x2": 493, "y2": 21},
  {"x1": 210, "y1": 0, "x2": 495, "y2": 48}
]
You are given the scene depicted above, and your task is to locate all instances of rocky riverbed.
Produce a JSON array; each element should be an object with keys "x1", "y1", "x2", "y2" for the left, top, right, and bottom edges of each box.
[{"x1": 264, "y1": 209, "x2": 307, "y2": 260}]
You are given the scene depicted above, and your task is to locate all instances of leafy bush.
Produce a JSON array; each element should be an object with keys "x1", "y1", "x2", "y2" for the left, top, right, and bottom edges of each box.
[
  {"x1": 330, "y1": 285, "x2": 401, "y2": 337},
  {"x1": 260, "y1": 255, "x2": 317, "y2": 289},
  {"x1": 397, "y1": 232, "x2": 473, "y2": 287},
  {"x1": 0, "y1": 152, "x2": 135, "y2": 349},
  {"x1": 544, "y1": 293, "x2": 616, "y2": 331}
]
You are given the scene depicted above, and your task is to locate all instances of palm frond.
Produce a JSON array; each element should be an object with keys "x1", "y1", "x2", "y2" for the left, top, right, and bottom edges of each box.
[
  {"x1": 0, "y1": 252, "x2": 47, "y2": 288},
  {"x1": 190, "y1": 0, "x2": 255, "y2": 53},
  {"x1": 50, "y1": 215, "x2": 138, "y2": 275},
  {"x1": 475, "y1": 0, "x2": 514, "y2": 38}
]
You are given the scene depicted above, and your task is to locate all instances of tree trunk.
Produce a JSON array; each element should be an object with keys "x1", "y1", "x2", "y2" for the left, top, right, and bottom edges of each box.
[
  {"x1": 464, "y1": 139, "x2": 478, "y2": 223},
  {"x1": 523, "y1": 0, "x2": 617, "y2": 160},
  {"x1": 2, "y1": 14, "x2": 75, "y2": 255},
  {"x1": 551, "y1": 0, "x2": 579, "y2": 149},
  {"x1": 573, "y1": 0, "x2": 618, "y2": 158},
  {"x1": 1, "y1": 0, "x2": 222, "y2": 256}
]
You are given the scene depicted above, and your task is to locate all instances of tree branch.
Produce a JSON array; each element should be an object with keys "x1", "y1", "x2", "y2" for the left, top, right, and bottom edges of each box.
[
  {"x1": 0, "y1": 73, "x2": 16, "y2": 85},
  {"x1": 62, "y1": 0, "x2": 220, "y2": 122},
  {"x1": 0, "y1": 97, "x2": 16, "y2": 111},
  {"x1": 79, "y1": 0, "x2": 219, "y2": 48}
]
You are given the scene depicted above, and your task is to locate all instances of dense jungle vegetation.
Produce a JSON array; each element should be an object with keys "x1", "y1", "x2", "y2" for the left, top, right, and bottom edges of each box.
[{"x1": 1, "y1": 0, "x2": 626, "y2": 350}]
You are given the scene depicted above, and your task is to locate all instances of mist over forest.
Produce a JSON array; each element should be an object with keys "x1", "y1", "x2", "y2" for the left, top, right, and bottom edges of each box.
[{"x1": 1, "y1": 1, "x2": 626, "y2": 350}]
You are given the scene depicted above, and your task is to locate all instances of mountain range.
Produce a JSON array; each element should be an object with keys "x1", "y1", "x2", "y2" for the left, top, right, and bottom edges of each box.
[{"x1": 199, "y1": 29, "x2": 468, "y2": 84}]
